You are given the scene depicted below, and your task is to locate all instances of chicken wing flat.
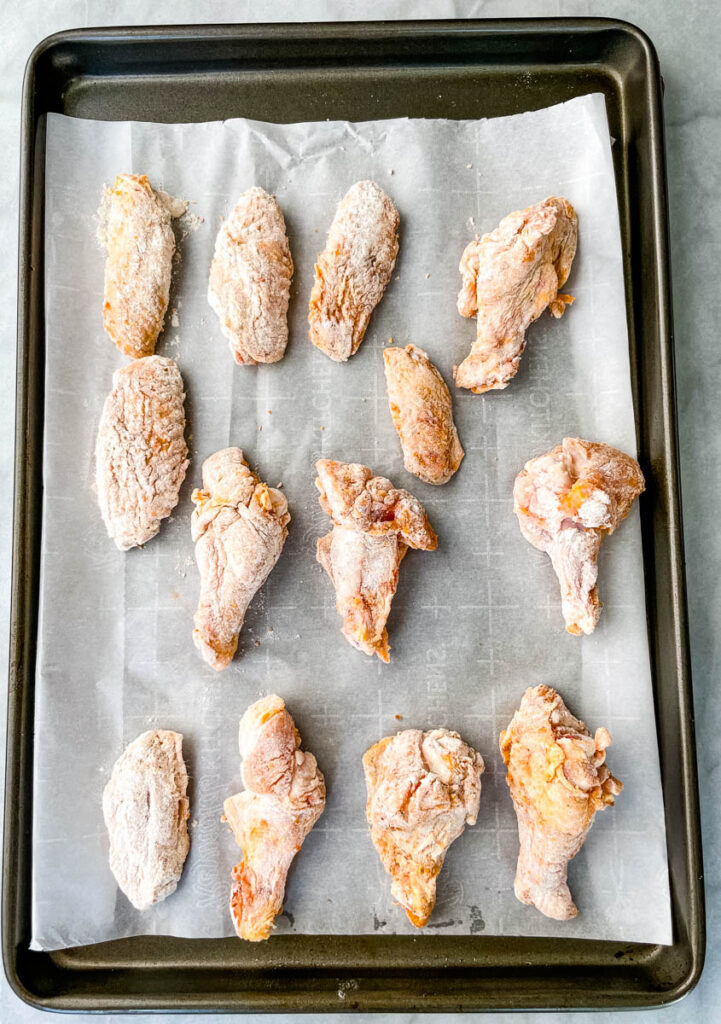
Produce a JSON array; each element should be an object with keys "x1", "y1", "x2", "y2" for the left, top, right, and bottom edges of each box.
[
  {"x1": 514, "y1": 437, "x2": 645, "y2": 635},
  {"x1": 208, "y1": 187, "x2": 294, "y2": 365},
  {"x1": 383, "y1": 344, "x2": 464, "y2": 485},
  {"x1": 500, "y1": 685, "x2": 621, "y2": 920},
  {"x1": 223, "y1": 695, "x2": 325, "y2": 941},
  {"x1": 101, "y1": 173, "x2": 177, "y2": 358},
  {"x1": 308, "y1": 180, "x2": 399, "y2": 361},
  {"x1": 192, "y1": 448, "x2": 290, "y2": 671},
  {"x1": 102, "y1": 730, "x2": 190, "y2": 910},
  {"x1": 363, "y1": 728, "x2": 484, "y2": 927},
  {"x1": 455, "y1": 196, "x2": 578, "y2": 393},
  {"x1": 96, "y1": 355, "x2": 188, "y2": 550},
  {"x1": 315, "y1": 459, "x2": 437, "y2": 662}
]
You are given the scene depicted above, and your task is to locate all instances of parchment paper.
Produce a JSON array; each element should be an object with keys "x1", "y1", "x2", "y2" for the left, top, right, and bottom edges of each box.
[{"x1": 33, "y1": 94, "x2": 672, "y2": 949}]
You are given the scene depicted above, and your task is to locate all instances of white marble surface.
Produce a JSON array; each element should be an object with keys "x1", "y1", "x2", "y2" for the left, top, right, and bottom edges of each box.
[{"x1": 0, "y1": 2, "x2": 717, "y2": 1021}]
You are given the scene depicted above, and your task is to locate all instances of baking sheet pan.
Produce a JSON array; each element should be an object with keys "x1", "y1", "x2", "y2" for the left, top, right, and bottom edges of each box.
[{"x1": 4, "y1": 19, "x2": 704, "y2": 1012}]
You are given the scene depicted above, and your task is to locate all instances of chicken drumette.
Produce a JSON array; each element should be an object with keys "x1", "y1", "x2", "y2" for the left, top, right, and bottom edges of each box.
[
  {"x1": 315, "y1": 459, "x2": 437, "y2": 662},
  {"x1": 500, "y1": 685, "x2": 621, "y2": 920},
  {"x1": 223, "y1": 695, "x2": 325, "y2": 941},
  {"x1": 514, "y1": 438, "x2": 645, "y2": 635},
  {"x1": 192, "y1": 448, "x2": 290, "y2": 670},
  {"x1": 363, "y1": 728, "x2": 484, "y2": 927},
  {"x1": 456, "y1": 196, "x2": 577, "y2": 393}
]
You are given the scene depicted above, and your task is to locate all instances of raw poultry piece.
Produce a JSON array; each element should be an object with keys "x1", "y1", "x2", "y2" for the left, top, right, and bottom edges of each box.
[
  {"x1": 455, "y1": 196, "x2": 578, "y2": 393},
  {"x1": 102, "y1": 730, "x2": 190, "y2": 910},
  {"x1": 192, "y1": 448, "x2": 290, "y2": 671},
  {"x1": 513, "y1": 437, "x2": 645, "y2": 635},
  {"x1": 500, "y1": 684, "x2": 621, "y2": 920},
  {"x1": 308, "y1": 180, "x2": 399, "y2": 361},
  {"x1": 208, "y1": 186, "x2": 294, "y2": 365},
  {"x1": 95, "y1": 355, "x2": 188, "y2": 550},
  {"x1": 223, "y1": 695, "x2": 325, "y2": 941},
  {"x1": 101, "y1": 173, "x2": 181, "y2": 358},
  {"x1": 383, "y1": 344, "x2": 464, "y2": 485},
  {"x1": 315, "y1": 459, "x2": 437, "y2": 662},
  {"x1": 363, "y1": 728, "x2": 484, "y2": 927}
]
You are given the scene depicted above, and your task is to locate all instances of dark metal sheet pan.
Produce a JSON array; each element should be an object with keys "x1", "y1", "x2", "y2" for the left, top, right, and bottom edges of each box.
[{"x1": 3, "y1": 18, "x2": 704, "y2": 1012}]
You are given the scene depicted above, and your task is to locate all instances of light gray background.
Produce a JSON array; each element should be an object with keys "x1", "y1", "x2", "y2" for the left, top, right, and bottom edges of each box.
[{"x1": 0, "y1": 1, "x2": 716, "y2": 1021}]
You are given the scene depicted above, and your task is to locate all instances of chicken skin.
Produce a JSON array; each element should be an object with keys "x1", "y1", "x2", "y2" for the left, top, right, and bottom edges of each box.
[
  {"x1": 456, "y1": 196, "x2": 577, "y2": 393},
  {"x1": 96, "y1": 355, "x2": 188, "y2": 550},
  {"x1": 309, "y1": 181, "x2": 399, "y2": 361},
  {"x1": 315, "y1": 459, "x2": 437, "y2": 662},
  {"x1": 223, "y1": 695, "x2": 325, "y2": 941},
  {"x1": 363, "y1": 728, "x2": 484, "y2": 927},
  {"x1": 192, "y1": 449, "x2": 290, "y2": 671},
  {"x1": 383, "y1": 344, "x2": 464, "y2": 485},
  {"x1": 500, "y1": 685, "x2": 621, "y2": 920},
  {"x1": 208, "y1": 187, "x2": 294, "y2": 365},
  {"x1": 101, "y1": 174, "x2": 178, "y2": 358},
  {"x1": 514, "y1": 438, "x2": 645, "y2": 635}
]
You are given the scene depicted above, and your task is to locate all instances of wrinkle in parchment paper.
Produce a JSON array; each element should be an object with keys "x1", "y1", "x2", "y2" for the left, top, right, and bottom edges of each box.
[{"x1": 33, "y1": 95, "x2": 671, "y2": 950}]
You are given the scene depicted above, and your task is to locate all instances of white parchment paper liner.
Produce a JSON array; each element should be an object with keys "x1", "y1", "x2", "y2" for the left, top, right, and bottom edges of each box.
[{"x1": 32, "y1": 95, "x2": 671, "y2": 949}]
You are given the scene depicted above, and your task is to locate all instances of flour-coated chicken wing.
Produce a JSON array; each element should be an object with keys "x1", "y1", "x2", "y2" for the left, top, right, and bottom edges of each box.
[
  {"x1": 208, "y1": 187, "x2": 293, "y2": 364},
  {"x1": 315, "y1": 459, "x2": 437, "y2": 662},
  {"x1": 363, "y1": 728, "x2": 484, "y2": 927},
  {"x1": 309, "y1": 181, "x2": 399, "y2": 361},
  {"x1": 95, "y1": 355, "x2": 188, "y2": 550},
  {"x1": 513, "y1": 437, "x2": 644, "y2": 635},
  {"x1": 223, "y1": 695, "x2": 325, "y2": 941},
  {"x1": 103, "y1": 730, "x2": 190, "y2": 910},
  {"x1": 500, "y1": 684, "x2": 621, "y2": 920},
  {"x1": 456, "y1": 196, "x2": 577, "y2": 393},
  {"x1": 192, "y1": 449, "x2": 289, "y2": 670},
  {"x1": 101, "y1": 174, "x2": 178, "y2": 358},
  {"x1": 383, "y1": 344, "x2": 464, "y2": 485}
]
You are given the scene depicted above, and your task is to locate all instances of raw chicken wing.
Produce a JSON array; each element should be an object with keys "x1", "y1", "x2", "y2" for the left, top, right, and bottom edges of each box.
[
  {"x1": 363, "y1": 728, "x2": 484, "y2": 927},
  {"x1": 383, "y1": 344, "x2": 464, "y2": 485},
  {"x1": 101, "y1": 174, "x2": 179, "y2": 358},
  {"x1": 309, "y1": 181, "x2": 399, "y2": 361},
  {"x1": 95, "y1": 355, "x2": 188, "y2": 550},
  {"x1": 103, "y1": 730, "x2": 190, "y2": 910},
  {"x1": 223, "y1": 695, "x2": 325, "y2": 941},
  {"x1": 456, "y1": 196, "x2": 577, "y2": 392},
  {"x1": 514, "y1": 437, "x2": 645, "y2": 635},
  {"x1": 315, "y1": 459, "x2": 437, "y2": 662},
  {"x1": 500, "y1": 685, "x2": 621, "y2": 920},
  {"x1": 208, "y1": 187, "x2": 293, "y2": 364},
  {"x1": 192, "y1": 449, "x2": 290, "y2": 670}
]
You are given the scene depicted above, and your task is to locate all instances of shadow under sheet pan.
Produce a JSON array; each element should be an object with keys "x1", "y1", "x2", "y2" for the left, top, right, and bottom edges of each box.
[{"x1": 4, "y1": 18, "x2": 703, "y2": 1013}]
